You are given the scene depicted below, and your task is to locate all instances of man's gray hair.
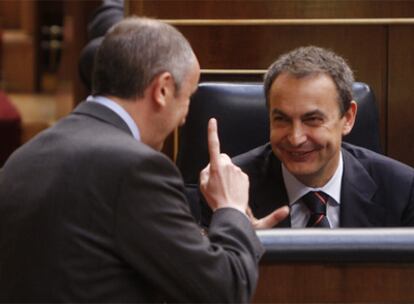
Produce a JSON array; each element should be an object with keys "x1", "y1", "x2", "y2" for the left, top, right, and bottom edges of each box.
[{"x1": 92, "y1": 17, "x2": 196, "y2": 99}]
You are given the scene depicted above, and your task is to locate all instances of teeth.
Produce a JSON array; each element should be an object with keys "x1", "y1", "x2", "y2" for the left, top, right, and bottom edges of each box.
[{"x1": 291, "y1": 151, "x2": 307, "y2": 156}]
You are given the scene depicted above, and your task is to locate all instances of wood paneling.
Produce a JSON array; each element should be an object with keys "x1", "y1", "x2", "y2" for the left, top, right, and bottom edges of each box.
[
  {"x1": 2, "y1": 31, "x2": 35, "y2": 91},
  {"x1": 0, "y1": 0, "x2": 37, "y2": 92},
  {"x1": 0, "y1": 0, "x2": 21, "y2": 29},
  {"x1": 20, "y1": 0, "x2": 37, "y2": 36},
  {"x1": 61, "y1": 0, "x2": 100, "y2": 103},
  {"x1": 388, "y1": 25, "x2": 414, "y2": 166},
  {"x1": 254, "y1": 263, "x2": 414, "y2": 303},
  {"x1": 130, "y1": 0, "x2": 414, "y2": 19}
]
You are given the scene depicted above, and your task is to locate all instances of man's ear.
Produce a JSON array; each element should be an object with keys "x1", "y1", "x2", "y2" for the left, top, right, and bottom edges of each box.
[
  {"x1": 151, "y1": 72, "x2": 175, "y2": 108},
  {"x1": 342, "y1": 100, "x2": 357, "y2": 136}
]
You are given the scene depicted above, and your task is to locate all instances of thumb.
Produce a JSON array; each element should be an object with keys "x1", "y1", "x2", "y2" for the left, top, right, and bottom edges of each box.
[{"x1": 253, "y1": 206, "x2": 290, "y2": 229}]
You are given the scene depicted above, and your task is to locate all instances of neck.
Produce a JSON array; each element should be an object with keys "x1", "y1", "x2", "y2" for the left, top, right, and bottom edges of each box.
[{"x1": 106, "y1": 95, "x2": 164, "y2": 151}]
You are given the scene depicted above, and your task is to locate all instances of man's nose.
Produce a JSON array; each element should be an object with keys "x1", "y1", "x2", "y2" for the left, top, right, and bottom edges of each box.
[{"x1": 287, "y1": 123, "x2": 306, "y2": 146}]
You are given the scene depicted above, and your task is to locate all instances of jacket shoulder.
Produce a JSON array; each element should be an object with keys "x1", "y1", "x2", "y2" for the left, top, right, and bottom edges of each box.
[
  {"x1": 232, "y1": 143, "x2": 273, "y2": 169},
  {"x1": 342, "y1": 142, "x2": 414, "y2": 179}
]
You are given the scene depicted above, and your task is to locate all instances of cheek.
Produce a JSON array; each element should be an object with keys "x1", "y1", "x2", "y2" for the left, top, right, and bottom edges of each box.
[
  {"x1": 270, "y1": 129, "x2": 283, "y2": 145},
  {"x1": 327, "y1": 133, "x2": 343, "y2": 150},
  {"x1": 181, "y1": 108, "x2": 189, "y2": 123},
  {"x1": 311, "y1": 131, "x2": 342, "y2": 157},
  {"x1": 324, "y1": 122, "x2": 346, "y2": 144},
  {"x1": 177, "y1": 100, "x2": 190, "y2": 124},
  {"x1": 306, "y1": 122, "x2": 340, "y2": 144},
  {"x1": 181, "y1": 101, "x2": 190, "y2": 117}
]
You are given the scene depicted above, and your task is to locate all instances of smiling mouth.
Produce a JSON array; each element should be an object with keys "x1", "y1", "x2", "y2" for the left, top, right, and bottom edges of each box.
[
  {"x1": 289, "y1": 150, "x2": 312, "y2": 156},
  {"x1": 284, "y1": 149, "x2": 316, "y2": 160}
]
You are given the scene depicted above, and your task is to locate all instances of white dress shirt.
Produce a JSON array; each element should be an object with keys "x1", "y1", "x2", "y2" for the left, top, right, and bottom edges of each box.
[
  {"x1": 282, "y1": 153, "x2": 343, "y2": 228},
  {"x1": 87, "y1": 95, "x2": 140, "y2": 141}
]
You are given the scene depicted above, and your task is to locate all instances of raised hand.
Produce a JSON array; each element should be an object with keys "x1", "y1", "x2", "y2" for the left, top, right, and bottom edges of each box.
[{"x1": 199, "y1": 118, "x2": 249, "y2": 214}]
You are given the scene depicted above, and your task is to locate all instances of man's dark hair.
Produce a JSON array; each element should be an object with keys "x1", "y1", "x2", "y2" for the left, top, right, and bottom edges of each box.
[{"x1": 264, "y1": 46, "x2": 354, "y2": 115}]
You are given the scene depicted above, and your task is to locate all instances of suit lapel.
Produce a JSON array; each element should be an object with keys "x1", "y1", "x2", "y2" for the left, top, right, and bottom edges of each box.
[
  {"x1": 72, "y1": 101, "x2": 133, "y2": 137},
  {"x1": 252, "y1": 150, "x2": 291, "y2": 228},
  {"x1": 340, "y1": 148, "x2": 385, "y2": 227}
]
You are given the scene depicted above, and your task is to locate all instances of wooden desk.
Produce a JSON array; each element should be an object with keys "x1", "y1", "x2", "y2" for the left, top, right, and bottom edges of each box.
[{"x1": 254, "y1": 229, "x2": 414, "y2": 303}]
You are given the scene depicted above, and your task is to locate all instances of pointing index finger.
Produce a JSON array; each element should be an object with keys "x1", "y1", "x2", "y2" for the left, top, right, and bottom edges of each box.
[{"x1": 207, "y1": 118, "x2": 220, "y2": 169}]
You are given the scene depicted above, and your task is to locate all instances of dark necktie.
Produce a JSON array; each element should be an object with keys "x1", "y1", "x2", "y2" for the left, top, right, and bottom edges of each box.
[{"x1": 302, "y1": 191, "x2": 331, "y2": 228}]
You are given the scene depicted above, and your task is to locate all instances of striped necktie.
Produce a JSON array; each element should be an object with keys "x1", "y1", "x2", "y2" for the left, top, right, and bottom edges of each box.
[{"x1": 302, "y1": 191, "x2": 331, "y2": 228}]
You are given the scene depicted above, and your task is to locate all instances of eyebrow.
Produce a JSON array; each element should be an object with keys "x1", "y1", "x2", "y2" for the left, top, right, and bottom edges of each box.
[
  {"x1": 271, "y1": 109, "x2": 288, "y2": 117},
  {"x1": 271, "y1": 108, "x2": 326, "y2": 119},
  {"x1": 302, "y1": 110, "x2": 326, "y2": 119}
]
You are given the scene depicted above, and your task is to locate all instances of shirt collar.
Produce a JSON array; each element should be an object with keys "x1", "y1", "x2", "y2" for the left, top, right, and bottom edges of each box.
[
  {"x1": 282, "y1": 151, "x2": 343, "y2": 206},
  {"x1": 86, "y1": 95, "x2": 140, "y2": 141}
]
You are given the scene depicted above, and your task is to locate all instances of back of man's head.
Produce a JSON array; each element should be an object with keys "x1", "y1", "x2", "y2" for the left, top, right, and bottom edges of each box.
[{"x1": 92, "y1": 17, "x2": 196, "y2": 100}]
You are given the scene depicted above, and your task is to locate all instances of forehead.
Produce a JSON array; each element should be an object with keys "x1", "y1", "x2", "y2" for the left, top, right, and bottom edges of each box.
[{"x1": 269, "y1": 72, "x2": 340, "y2": 113}]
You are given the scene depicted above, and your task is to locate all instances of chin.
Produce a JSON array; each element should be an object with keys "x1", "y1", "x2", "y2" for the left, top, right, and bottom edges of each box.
[
  {"x1": 285, "y1": 159, "x2": 319, "y2": 174},
  {"x1": 286, "y1": 163, "x2": 317, "y2": 176}
]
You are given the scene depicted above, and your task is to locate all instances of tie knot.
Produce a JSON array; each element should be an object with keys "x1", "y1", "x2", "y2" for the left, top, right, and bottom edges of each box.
[{"x1": 302, "y1": 191, "x2": 328, "y2": 215}]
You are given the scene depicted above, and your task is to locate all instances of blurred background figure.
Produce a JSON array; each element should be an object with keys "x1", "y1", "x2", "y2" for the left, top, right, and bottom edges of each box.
[{"x1": 79, "y1": 0, "x2": 124, "y2": 91}]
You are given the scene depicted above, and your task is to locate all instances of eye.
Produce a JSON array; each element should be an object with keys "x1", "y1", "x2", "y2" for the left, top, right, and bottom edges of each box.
[
  {"x1": 304, "y1": 116, "x2": 324, "y2": 126},
  {"x1": 272, "y1": 115, "x2": 288, "y2": 123}
]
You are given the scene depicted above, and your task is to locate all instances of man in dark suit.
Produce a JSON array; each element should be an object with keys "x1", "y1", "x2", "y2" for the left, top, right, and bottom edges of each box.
[
  {"x1": 79, "y1": 0, "x2": 124, "y2": 90},
  {"x1": 218, "y1": 46, "x2": 414, "y2": 228},
  {"x1": 0, "y1": 17, "x2": 264, "y2": 302}
]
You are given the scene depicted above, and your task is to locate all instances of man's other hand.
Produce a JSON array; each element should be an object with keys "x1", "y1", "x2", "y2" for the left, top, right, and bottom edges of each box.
[{"x1": 247, "y1": 206, "x2": 290, "y2": 229}]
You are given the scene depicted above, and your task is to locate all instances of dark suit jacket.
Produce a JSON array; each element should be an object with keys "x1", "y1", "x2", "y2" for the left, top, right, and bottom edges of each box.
[
  {"x1": 79, "y1": 0, "x2": 124, "y2": 90},
  {"x1": 230, "y1": 142, "x2": 414, "y2": 227},
  {"x1": 0, "y1": 101, "x2": 263, "y2": 303}
]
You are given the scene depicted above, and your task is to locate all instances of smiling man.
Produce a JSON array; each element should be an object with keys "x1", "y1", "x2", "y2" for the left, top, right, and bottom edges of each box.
[{"x1": 233, "y1": 46, "x2": 414, "y2": 228}]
